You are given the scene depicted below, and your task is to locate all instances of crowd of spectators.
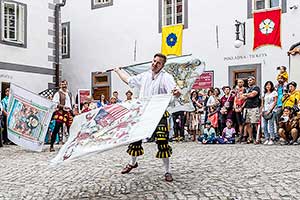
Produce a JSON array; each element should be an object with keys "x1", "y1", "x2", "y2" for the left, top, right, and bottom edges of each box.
[{"x1": 1, "y1": 66, "x2": 300, "y2": 147}]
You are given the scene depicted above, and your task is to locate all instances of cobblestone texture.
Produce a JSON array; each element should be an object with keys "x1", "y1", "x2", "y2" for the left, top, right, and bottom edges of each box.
[{"x1": 1, "y1": 143, "x2": 300, "y2": 199}]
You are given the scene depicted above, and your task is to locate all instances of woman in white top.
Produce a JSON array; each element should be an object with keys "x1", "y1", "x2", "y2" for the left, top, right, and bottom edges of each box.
[{"x1": 261, "y1": 81, "x2": 278, "y2": 145}]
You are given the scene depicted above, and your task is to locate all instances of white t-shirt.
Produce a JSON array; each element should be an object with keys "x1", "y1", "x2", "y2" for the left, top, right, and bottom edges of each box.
[
  {"x1": 263, "y1": 91, "x2": 278, "y2": 112},
  {"x1": 128, "y1": 70, "x2": 176, "y2": 98}
]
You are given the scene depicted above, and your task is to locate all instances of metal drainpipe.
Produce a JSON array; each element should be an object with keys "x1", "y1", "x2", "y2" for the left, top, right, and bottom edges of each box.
[{"x1": 54, "y1": 0, "x2": 66, "y2": 87}]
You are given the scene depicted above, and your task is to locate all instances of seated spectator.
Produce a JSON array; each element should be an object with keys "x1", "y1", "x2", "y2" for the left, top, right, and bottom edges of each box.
[
  {"x1": 97, "y1": 94, "x2": 108, "y2": 108},
  {"x1": 86, "y1": 96, "x2": 97, "y2": 110},
  {"x1": 197, "y1": 121, "x2": 216, "y2": 144},
  {"x1": 81, "y1": 101, "x2": 91, "y2": 113},
  {"x1": 112, "y1": 91, "x2": 122, "y2": 103},
  {"x1": 109, "y1": 96, "x2": 117, "y2": 104},
  {"x1": 278, "y1": 107, "x2": 299, "y2": 145},
  {"x1": 125, "y1": 90, "x2": 133, "y2": 102},
  {"x1": 216, "y1": 119, "x2": 236, "y2": 144}
]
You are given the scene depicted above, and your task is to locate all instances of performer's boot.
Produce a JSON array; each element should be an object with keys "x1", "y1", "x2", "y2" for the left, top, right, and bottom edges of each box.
[{"x1": 121, "y1": 162, "x2": 138, "y2": 174}]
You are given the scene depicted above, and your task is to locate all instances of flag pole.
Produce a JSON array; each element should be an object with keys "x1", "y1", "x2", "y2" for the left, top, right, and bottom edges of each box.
[{"x1": 103, "y1": 54, "x2": 192, "y2": 73}]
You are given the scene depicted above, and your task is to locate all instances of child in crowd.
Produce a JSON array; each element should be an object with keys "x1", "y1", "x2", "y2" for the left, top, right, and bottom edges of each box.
[
  {"x1": 81, "y1": 101, "x2": 91, "y2": 113},
  {"x1": 197, "y1": 121, "x2": 216, "y2": 144},
  {"x1": 109, "y1": 96, "x2": 117, "y2": 104},
  {"x1": 217, "y1": 119, "x2": 236, "y2": 144},
  {"x1": 276, "y1": 66, "x2": 288, "y2": 84}
]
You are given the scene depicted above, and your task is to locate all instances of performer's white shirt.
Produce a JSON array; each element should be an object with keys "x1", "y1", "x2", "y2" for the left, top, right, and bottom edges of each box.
[
  {"x1": 53, "y1": 90, "x2": 72, "y2": 109},
  {"x1": 128, "y1": 70, "x2": 176, "y2": 98}
]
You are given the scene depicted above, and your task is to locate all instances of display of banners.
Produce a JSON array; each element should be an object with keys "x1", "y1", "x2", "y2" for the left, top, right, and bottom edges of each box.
[
  {"x1": 192, "y1": 71, "x2": 214, "y2": 90},
  {"x1": 122, "y1": 55, "x2": 205, "y2": 113},
  {"x1": 253, "y1": 9, "x2": 281, "y2": 50},
  {"x1": 161, "y1": 24, "x2": 183, "y2": 56},
  {"x1": 78, "y1": 89, "x2": 91, "y2": 112},
  {"x1": 51, "y1": 94, "x2": 171, "y2": 164},
  {"x1": 7, "y1": 84, "x2": 57, "y2": 152}
]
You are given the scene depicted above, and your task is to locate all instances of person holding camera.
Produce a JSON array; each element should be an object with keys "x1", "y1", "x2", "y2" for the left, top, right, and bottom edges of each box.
[
  {"x1": 261, "y1": 81, "x2": 278, "y2": 145},
  {"x1": 278, "y1": 107, "x2": 299, "y2": 145},
  {"x1": 282, "y1": 81, "x2": 300, "y2": 109}
]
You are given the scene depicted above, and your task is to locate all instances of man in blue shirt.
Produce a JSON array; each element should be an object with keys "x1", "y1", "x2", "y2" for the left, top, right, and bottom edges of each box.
[{"x1": 1, "y1": 87, "x2": 10, "y2": 144}]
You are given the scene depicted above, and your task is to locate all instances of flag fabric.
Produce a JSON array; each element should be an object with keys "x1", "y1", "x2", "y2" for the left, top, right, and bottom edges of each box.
[
  {"x1": 7, "y1": 84, "x2": 57, "y2": 152},
  {"x1": 161, "y1": 24, "x2": 183, "y2": 56},
  {"x1": 122, "y1": 55, "x2": 205, "y2": 113},
  {"x1": 51, "y1": 94, "x2": 172, "y2": 164},
  {"x1": 253, "y1": 9, "x2": 281, "y2": 50}
]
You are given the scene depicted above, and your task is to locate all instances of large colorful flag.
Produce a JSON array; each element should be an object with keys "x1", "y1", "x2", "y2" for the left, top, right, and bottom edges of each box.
[
  {"x1": 253, "y1": 9, "x2": 281, "y2": 50},
  {"x1": 51, "y1": 94, "x2": 171, "y2": 164},
  {"x1": 7, "y1": 84, "x2": 57, "y2": 152},
  {"x1": 161, "y1": 24, "x2": 183, "y2": 56},
  {"x1": 123, "y1": 55, "x2": 205, "y2": 113}
]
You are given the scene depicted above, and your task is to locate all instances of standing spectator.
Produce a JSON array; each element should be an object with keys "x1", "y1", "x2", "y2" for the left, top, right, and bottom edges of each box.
[
  {"x1": 1, "y1": 87, "x2": 10, "y2": 144},
  {"x1": 0, "y1": 100, "x2": 3, "y2": 147},
  {"x1": 220, "y1": 86, "x2": 234, "y2": 131},
  {"x1": 112, "y1": 91, "x2": 122, "y2": 103},
  {"x1": 274, "y1": 75, "x2": 287, "y2": 135},
  {"x1": 282, "y1": 81, "x2": 300, "y2": 109},
  {"x1": 233, "y1": 79, "x2": 246, "y2": 140},
  {"x1": 204, "y1": 89, "x2": 214, "y2": 123},
  {"x1": 187, "y1": 90, "x2": 203, "y2": 141},
  {"x1": 261, "y1": 81, "x2": 278, "y2": 145},
  {"x1": 50, "y1": 80, "x2": 73, "y2": 152},
  {"x1": 97, "y1": 94, "x2": 108, "y2": 108},
  {"x1": 242, "y1": 76, "x2": 261, "y2": 144}
]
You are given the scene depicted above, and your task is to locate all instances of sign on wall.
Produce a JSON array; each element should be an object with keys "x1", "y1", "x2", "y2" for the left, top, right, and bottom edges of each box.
[
  {"x1": 78, "y1": 89, "x2": 91, "y2": 112},
  {"x1": 192, "y1": 71, "x2": 214, "y2": 90}
]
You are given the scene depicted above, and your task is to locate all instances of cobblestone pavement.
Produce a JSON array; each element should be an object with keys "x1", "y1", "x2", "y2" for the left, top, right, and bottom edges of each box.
[{"x1": 1, "y1": 142, "x2": 300, "y2": 200}]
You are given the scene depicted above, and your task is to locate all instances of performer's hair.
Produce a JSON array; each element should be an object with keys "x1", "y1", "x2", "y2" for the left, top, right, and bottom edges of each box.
[{"x1": 154, "y1": 53, "x2": 167, "y2": 63}]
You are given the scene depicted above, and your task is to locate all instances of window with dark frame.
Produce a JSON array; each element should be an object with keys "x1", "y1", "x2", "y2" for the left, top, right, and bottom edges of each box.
[
  {"x1": 91, "y1": 0, "x2": 113, "y2": 9},
  {"x1": 0, "y1": 0, "x2": 26, "y2": 47},
  {"x1": 61, "y1": 22, "x2": 70, "y2": 59},
  {"x1": 248, "y1": 0, "x2": 286, "y2": 18},
  {"x1": 159, "y1": 0, "x2": 188, "y2": 32}
]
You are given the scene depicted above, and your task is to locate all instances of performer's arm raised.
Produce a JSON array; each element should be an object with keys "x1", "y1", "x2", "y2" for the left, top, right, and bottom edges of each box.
[{"x1": 114, "y1": 68, "x2": 130, "y2": 84}]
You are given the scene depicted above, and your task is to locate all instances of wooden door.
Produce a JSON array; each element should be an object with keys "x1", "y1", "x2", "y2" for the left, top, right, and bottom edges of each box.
[
  {"x1": 233, "y1": 70, "x2": 256, "y2": 88},
  {"x1": 93, "y1": 86, "x2": 110, "y2": 101}
]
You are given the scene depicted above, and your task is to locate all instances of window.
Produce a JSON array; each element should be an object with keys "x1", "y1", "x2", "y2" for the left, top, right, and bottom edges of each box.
[
  {"x1": 159, "y1": 0, "x2": 188, "y2": 32},
  {"x1": 247, "y1": 0, "x2": 286, "y2": 18},
  {"x1": 254, "y1": 0, "x2": 280, "y2": 10},
  {"x1": 61, "y1": 22, "x2": 70, "y2": 59},
  {"x1": 0, "y1": 0, "x2": 26, "y2": 47},
  {"x1": 91, "y1": 0, "x2": 113, "y2": 9}
]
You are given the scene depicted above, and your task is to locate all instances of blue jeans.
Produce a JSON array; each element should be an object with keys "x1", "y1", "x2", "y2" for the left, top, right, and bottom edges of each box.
[{"x1": 262, "y1": 113, "x2": 276, "y2": 140}]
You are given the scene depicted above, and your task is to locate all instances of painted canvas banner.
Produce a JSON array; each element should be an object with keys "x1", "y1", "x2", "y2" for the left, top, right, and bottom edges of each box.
[
  {"x1": 7, "y1": 84, "x2": 57, "y2": 152},
  {"x1": 51, "y1": 94, "x2": 171, "y2": 164},
  {"x1": 122, "y1": 55, "x2": 205, "y2": 113},
  {"x1": 253, "y1": 9, "x2": 281, "y2": 50}
]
